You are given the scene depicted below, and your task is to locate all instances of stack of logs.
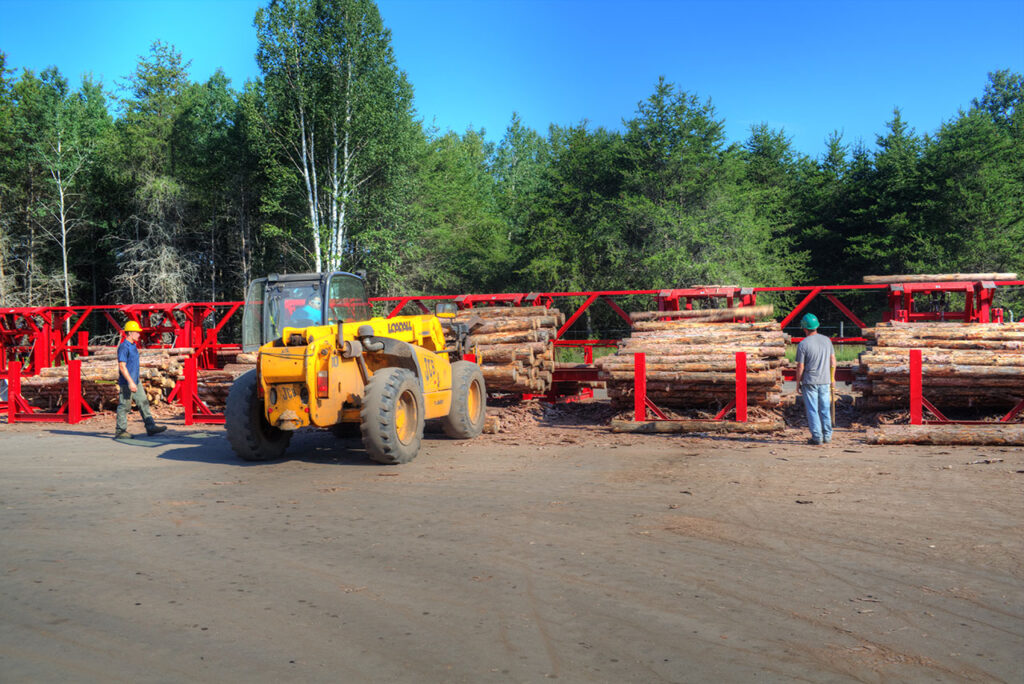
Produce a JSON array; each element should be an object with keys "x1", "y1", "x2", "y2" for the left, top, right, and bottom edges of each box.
[
  {"x1": 195, "y1": 363, "x2": 254, "y2": 410},
  {"x1": 855, "y1": 322, "x2": 1024, "y2": 410},
  {"x1": 455, "y1": 306, "x2": 564, "y2": 394},
  {"x1": 19, "y1": 347, "x2": 189, "y2": 410},
  {"x1": 597, "y1": 306, "x2": 788, "y2": 410},
  {"x1": 17, "y1": 347, "x2": 257, "y2": 412}
]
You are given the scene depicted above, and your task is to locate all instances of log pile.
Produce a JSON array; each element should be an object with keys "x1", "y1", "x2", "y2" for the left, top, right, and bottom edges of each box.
[
  {"x1": 20, "y1": 347, "x2": 190, "y2": 410},
  {"x1": 196, "y1": 363, "x2": 255, "y2": 410},
  {"x1": 855, "y1": 322, "x2": 1024, "y2": 410},
  {"x1": 454, "y1": 306, "x2": 565, "y2": 394},
  {"x1": 597, "y1": 310, "x2": 788, "y2": 411}
]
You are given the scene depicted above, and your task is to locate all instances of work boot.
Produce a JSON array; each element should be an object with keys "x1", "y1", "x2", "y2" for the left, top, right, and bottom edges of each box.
[
  {"x1": 114, "y1": 430, "x2": 134, "y2": 441},
  {"x1": 146, "y1": 424, "x2": 167, "y2": 436}
]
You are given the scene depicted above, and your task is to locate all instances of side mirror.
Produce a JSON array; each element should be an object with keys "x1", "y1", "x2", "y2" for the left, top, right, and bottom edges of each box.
[{"x1": 435, "y1": 301, "x2": 458, "y2": 319}]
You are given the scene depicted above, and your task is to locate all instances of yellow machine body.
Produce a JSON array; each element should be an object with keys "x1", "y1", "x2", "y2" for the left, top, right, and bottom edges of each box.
[{"x1": 258, "y1": 314, "x2": 454, "y2": 431}]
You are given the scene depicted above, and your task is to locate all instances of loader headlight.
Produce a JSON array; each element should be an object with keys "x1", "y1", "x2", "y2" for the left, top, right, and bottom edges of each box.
[
  {"x1": 269, "y1": 388, "x2": 278, "y2": 405},
  {"x1": 435, "y1": 301, "x2": 458, "y2": 319}
]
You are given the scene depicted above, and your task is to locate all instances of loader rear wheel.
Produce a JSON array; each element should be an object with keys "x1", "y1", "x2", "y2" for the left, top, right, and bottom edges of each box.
[
  {"x1": 442, "y1": 361, "x2": 487, "y2": 439},
  {"x1": 360, "y1": 368, "x2": 424, "y2": 465},
  {"x1": 225, "y1": 369, "x2": 291, "y2": 461}
]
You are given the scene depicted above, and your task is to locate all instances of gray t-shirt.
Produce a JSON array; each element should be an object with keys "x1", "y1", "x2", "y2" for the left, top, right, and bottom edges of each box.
[{"x1": 795, "y1": 333, "x2": 834, "y2": 385}]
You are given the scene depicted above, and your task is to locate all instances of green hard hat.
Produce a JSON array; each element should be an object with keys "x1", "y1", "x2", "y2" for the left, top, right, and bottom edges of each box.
[{"x1": 800, "y1": 313, "x2": 820, "y2": 330}]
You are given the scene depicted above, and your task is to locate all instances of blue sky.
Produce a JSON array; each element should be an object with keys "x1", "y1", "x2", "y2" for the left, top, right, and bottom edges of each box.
[{"x1": 2, "y1": 0, "x2": 1022, "y2": 157}]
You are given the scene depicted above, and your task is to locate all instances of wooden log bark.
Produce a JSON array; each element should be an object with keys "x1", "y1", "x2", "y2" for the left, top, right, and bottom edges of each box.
[
  {"x1": 456, "y1": 306, "x2": 551, "y2": 318},
  {"x1": 479, "y1": 346, "x2": 535, "y2": 364},
  {"x1": 863, "y1": 273, "x2": 1017, "y2": 284},
  {"x1": 862, "y1": 364, "x2": 1024, "y2": 378},
  {"x1": 468, "y1": 319, "x2": 537, "y2": 334},
  {"x1": 610, "y1": 419, "x2": 785, "y2": 433},
  {"x1": 480, "y1": 366, "x2": 519, "y2": 383},
  {"x1": 599, "y1": 358, "x2": 777, "y2": 372},
  {"x1": 630, "y1": 305, "x2": 775, "y2": 323},
  {"x1": 600, "y1": 369, "x2": 779, "y2": 384},
  {"x1": 616, "y1": 344, "x2": 787, "y2": 357},
  {"x1": 866, "y1": 424, "x2": 1024, "y2": 445},
  {"x1": 468, "y1": 329, "x2": 554, "y2": 346},
  {"x1": 859, "y1": 350, "x2": 1024, "y2": 366}
]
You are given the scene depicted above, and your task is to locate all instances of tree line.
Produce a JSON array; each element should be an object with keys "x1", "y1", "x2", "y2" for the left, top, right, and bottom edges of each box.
[{"x1": 1, "y1": 0, "x2": 1021, "y2": 321}]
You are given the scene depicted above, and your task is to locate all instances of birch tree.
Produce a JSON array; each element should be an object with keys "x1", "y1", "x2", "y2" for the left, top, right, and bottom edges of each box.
[
  {"x1": 250, "y1": 0, "x2": 415, "y2": 272},
  {"x1": 34, "y1": 71, "x2": 110, "y2": 308}
]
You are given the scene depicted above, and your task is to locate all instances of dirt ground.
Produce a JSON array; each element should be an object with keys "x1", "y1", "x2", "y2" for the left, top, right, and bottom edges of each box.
[{"x1": 1, "y1": 403, "x2": 1022, "y2": 683}]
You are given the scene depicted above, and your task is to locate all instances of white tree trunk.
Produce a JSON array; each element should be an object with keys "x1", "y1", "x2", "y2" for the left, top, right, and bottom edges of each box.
[{"x1": 298, "y1": 102, "x2": 322, "y2": 272}]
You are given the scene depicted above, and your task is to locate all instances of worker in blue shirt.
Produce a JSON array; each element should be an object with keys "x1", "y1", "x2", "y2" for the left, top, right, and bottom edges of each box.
[
  {"x1": 115, "y1": 321, "x2": 167, "y2": 440},
  {"x1": 794, "y1": 313, "x2": 837, "y2": 445}
]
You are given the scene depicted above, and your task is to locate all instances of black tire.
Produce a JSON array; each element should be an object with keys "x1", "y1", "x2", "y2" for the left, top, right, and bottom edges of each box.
[
  {"x1": 225, "y1": 369, "x2": 291, "y2": 461},
  {"x1": 360, "y1": 368, "x2": 425, "y2": 465},
  {"x1": 442, "y1": 361, "x2": 486, "y2": 439}
]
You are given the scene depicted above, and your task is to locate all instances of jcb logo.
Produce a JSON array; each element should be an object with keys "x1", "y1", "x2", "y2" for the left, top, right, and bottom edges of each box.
[
  {"x1": 423, "y1": 356, "x2": 437, "y2": 386},
  {"x1": 387, "y1": 321, "x2": 413, "y2": 334}
]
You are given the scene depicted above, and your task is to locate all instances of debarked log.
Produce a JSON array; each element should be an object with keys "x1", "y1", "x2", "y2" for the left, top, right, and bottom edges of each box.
[{"x1": 866, "y1": 424, "x2": 1024, "y2": 445}]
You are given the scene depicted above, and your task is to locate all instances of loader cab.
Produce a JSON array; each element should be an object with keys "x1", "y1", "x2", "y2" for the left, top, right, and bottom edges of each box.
[{"x1": 241, "y1": 271, "x2": 371, "y2": 351}]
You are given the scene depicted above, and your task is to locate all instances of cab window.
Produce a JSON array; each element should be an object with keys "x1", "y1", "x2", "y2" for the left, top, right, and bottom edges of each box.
[
  {"x1": 327, "y1": 274, "x2": 371, "y2": 323},
  {"x1": 241, "y1": 279, "x2": 266, "y2": 351}
]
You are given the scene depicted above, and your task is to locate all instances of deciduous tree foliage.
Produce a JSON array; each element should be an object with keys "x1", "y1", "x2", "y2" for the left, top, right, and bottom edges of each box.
[{"x1": 0, "y1": 8, "x2": 1021, "y2": 324}]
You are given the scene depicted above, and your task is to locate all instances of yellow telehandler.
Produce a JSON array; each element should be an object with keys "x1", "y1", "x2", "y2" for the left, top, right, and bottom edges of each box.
[{"x1": 225, "y1": 271, "x2": 485, "y2": 464}]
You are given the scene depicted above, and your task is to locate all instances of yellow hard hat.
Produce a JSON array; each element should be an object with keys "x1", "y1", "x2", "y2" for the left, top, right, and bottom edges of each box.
[{"x1": 124, "y1": 321, "x2": 143, "y2": 333}]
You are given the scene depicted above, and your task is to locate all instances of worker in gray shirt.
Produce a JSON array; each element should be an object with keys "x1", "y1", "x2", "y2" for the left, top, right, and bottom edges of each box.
[{"x1": 794, "y1": 313, "x2": 836, "y2": 445}]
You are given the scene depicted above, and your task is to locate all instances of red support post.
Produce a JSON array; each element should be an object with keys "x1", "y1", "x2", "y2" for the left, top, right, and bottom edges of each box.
[
  {"x1": 735, "y1": 352, "x2": 747, "y2": 423},
  {"x1": 68, "y1": 359, "x2": 82, "y2": 424},
  {"x1": 33, "y1": 323, "x2": 49, "y2": 373},
  {"x1": 634, "y1": 353, "x2": 646, "y2": 422},
  {"x1": 909, "y1": 349, "x2": 923, "y2": 425},
  {"x1": 183, "y1": 355, "x2": 196, "y2": 426},
  {"x1": 7, "y1": 361, "x2": 19, "y2": 424}
]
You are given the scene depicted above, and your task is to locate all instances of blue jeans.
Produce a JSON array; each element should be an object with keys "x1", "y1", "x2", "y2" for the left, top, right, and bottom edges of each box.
[{"x1": 801, "y1": 383, "x2": 832, "y2": 443}]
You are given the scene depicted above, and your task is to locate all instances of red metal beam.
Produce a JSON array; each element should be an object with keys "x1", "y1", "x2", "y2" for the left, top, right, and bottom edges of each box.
[
  {"x1": 824, "y1": 294, "x2": 868, "y2": 330},
  {"x1": 779, "y1": 287, "x2": 823, "y2": 329}
]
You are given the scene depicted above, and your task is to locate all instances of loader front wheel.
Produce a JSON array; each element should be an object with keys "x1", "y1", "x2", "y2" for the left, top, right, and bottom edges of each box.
[
  {"x1": 225, "y1": 369, "x2": 291, "y2": 461},
  {"x1": 442, "y1": 361, "x2": 487, "y2": 439},
  {"x1": 360, "y1": 368, "x2": 424, "y2": 465}
]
